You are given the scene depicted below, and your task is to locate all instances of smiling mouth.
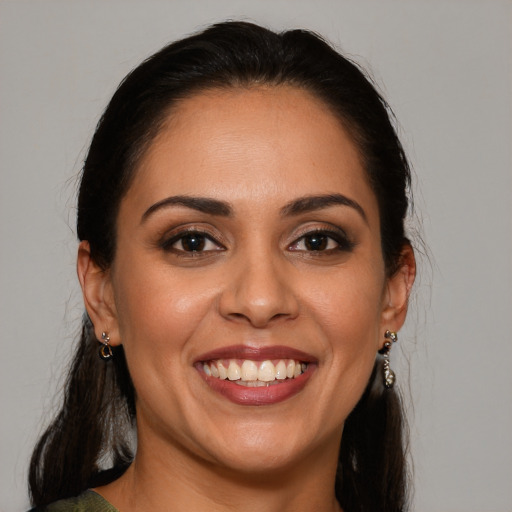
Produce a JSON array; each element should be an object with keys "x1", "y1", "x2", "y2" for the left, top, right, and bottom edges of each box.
[
  {"x1": 195, "y1": 345, "x2": 316, "y2": 405},
  {"x1": 201, "y1": 359, "x2": 308, "y2": 387}
]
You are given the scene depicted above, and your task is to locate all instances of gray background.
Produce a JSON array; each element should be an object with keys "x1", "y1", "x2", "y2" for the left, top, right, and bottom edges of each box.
[{"x1": 1, "y1": 1, "x2": 511, "y2": 511}]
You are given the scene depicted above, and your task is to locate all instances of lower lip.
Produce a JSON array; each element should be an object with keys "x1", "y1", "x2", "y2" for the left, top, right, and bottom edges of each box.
[{"x1": 197, "y1": 367, "x2": 315, "y2": 406}]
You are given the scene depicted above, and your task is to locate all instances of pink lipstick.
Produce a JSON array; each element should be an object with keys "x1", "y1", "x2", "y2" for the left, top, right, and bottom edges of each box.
[{"x1": 195, "y1": 345, "x2": 317, "y2": 406}]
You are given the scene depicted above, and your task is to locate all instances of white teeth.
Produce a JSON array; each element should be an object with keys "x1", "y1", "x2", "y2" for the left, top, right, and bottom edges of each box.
[
  {"x1": 236, "y1": 380, "x2": 272, "y2": 387},
  {"x1": 203, "y1": 359, "x2": 308, "y2": 383},
  {"x1": 286, "y1": 360, "x2": 295, "y2": 379},
  {"x1": 241, "y1": 360, "x2": 258, "y2": 381},
  {"x1": 217, "y1": 362, "x2": 228, "y2": 380},
  {"x1": 227, "y1": 360, "x2": 241, "y2": 381},
  {"x1": 275, "y1": 360, "x2": 287, "y2": 380},
  {"x1": 258, "y1": 360, "x2": 276, "y2": 382}
]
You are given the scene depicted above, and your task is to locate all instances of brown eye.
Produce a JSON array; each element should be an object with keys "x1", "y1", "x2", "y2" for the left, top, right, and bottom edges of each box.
[
  {"x1": 162, "y1": 230, "x2": 224, "y2": 254},
  {"x1": 288, "y1": 229, "x2": 355, "y2": 253},
  {"x1": 304, "y1": 233, "x2": 328, "y2": 251},
  {"x1": 180, "y1": 233, "x2": 206, "y2": 252}
]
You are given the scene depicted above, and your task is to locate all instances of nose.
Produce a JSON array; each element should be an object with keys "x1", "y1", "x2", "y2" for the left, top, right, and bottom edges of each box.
[{"x1": 218, "y1": 252, "x2": 300, "y2": 328}]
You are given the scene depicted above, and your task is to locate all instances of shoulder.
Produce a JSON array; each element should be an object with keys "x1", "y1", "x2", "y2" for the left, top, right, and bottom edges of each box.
[{"x1": 29, "y1": 490, "x2": 119, "y2": 512}]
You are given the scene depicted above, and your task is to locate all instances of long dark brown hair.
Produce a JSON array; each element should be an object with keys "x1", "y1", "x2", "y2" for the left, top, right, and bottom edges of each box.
[{"x1": 29, "y1": 21, "x2": 413, "y2": 512}]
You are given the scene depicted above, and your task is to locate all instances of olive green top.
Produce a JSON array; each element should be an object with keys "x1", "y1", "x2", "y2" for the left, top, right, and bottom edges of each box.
[{"x1": 33, "y1": 490, "x2": 119, "y2": 512}]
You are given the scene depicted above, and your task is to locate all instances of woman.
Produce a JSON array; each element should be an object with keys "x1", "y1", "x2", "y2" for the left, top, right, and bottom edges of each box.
[{"x1": 29, "y1": 21, "x2": 416, "y2": 512}]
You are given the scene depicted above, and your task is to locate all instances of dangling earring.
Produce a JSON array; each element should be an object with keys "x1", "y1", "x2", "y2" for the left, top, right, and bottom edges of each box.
[
  {"x1": 98, "y1": 331, "x2": 113, "y2": 361},
  {"x1": 379, "y1": 330, "x2": 397, "y2": 389}
]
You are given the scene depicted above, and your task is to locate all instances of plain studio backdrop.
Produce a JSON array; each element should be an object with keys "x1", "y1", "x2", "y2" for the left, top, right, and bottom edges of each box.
[{"x1": 1, "y1": 1, "x2": 511, "y2": 511}]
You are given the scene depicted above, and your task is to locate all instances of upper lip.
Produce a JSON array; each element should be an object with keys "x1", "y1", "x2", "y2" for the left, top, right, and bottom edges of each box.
[{"x1": 195, "y1": 344, "x2": 318, "y2": 363}]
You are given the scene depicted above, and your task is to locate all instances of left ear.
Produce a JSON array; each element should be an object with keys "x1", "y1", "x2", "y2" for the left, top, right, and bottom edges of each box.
[{"x1": 380, "y1": 244, "x2": 416, "y2": 333}]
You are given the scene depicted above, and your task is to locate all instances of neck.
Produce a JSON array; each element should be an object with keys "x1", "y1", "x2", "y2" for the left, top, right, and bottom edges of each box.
[{"x1": 96, "y1": 425, "x2": 342, "y2": 512}]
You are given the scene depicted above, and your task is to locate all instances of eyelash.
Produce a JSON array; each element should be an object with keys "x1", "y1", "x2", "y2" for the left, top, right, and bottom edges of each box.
[
  {"x1": 160, "y1": 226, "x2": 354, "y2": 256},
  {"x1": 160, "y1": 228, "x2": 225, "y2": 256},
  {"x1": 288, "y1": 228, "x2": 355, "y2": 254}
]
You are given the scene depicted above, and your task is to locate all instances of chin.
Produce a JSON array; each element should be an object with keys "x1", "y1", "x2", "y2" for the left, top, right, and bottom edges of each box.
[
  {"x1": 212, "y1": 442, "x2": 309, "y2": 476},
  {"x1": 196, "y1": 418, "x2": 335, "y2": 476}
]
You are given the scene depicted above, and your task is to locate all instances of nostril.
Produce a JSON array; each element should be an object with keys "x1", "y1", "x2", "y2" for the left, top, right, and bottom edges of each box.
[
  {"x1": 230, "y1": 313, "x2": 247, "y2": 320},
  {"x1": 226, "y1": 310, "x2": 295, "y2": 328}
]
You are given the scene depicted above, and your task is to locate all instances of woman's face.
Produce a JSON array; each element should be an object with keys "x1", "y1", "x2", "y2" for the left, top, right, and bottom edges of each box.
[{"x1": 85, "y1": 86, "x2": 409, "y2": 475}]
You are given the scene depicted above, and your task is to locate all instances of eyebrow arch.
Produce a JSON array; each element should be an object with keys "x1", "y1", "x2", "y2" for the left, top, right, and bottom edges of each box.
[
  {"x1": 141, "y1": 195, "x2": 233, "y2": 223},
  {"x1": 280, "y1": 194, "x2": 368, "y2": 223}
]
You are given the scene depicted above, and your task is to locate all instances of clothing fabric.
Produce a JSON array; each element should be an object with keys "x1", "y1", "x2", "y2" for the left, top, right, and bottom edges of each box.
[{"x1": 30, "y1": 490, "x2": 119, "y2": 512}]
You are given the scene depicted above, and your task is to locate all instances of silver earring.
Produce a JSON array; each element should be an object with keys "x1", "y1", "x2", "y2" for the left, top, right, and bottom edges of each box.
[
  {"x1": 98, "y1": 331, "x2": 113, "y2": 361},
  {"x1": 380, "y1": 330, "x2": 397, "y2": 389}
]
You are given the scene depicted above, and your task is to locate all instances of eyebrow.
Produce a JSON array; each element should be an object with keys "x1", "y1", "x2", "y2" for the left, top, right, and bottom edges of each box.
[
  {"x1": 280, "y1": 194, "x2": 368, "y2": 223},
  {"x1": 141, "y1": 193, "x2": 367, "y2": 224},
  {"x1": 141, "y1": 195, "x2": 233, "y2": 222}
]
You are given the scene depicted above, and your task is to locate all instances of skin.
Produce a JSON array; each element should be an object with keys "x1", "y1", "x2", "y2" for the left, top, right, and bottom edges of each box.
[{"x1": 78, "y1": 86, "x2": 415, "y2": 512}]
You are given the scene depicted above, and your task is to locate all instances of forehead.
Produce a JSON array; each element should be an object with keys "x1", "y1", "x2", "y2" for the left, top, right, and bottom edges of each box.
[{"x1": 126, "y1": 86, "x2": 378, "y2": 223}]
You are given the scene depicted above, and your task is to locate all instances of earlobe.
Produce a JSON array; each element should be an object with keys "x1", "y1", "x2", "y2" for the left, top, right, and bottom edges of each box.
[
  {"x1": 380, "y1": 244, "x2": 416, "y2": 332},
  {"x1": 77, "y1": 241, "x2": 120, "y2": 345}
]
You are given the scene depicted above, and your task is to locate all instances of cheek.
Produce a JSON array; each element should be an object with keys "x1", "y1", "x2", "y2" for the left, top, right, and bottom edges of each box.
[
  {"x1": 111, "y1": 257, "x2": 217, "y2": 361},
  {"x1": 305, "y1": 265, "x2": 385, "y2": 338},
  {"x1": 110, "y1": 261, "x2": 221, "y2": 430},
  {"x1": 302, "y1": 265, "x2": 384, "y2": 397}
]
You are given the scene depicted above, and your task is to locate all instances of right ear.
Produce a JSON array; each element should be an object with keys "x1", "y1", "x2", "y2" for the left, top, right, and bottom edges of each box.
[{"x1": 77, "y1": 241, "x2": 120, "y2": 346}]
